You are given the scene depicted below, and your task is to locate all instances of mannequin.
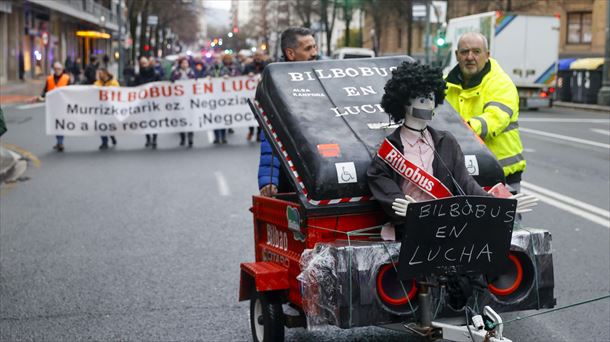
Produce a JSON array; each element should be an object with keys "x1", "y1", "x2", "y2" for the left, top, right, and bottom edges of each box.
[{"x1": 366, "y1": 62, "x2": 536, "y2": 240}]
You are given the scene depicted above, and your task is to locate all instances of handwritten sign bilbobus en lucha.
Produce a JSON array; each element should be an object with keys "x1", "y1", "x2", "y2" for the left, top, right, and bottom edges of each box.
[{"x1": 398, "y1": 196, "x2": 516, "y2": 279}]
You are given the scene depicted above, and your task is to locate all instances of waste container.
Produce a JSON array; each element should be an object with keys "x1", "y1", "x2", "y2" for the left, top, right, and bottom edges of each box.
[
  {"x1": 557, "y1": 58, "x2": 576, "y2": 102},
  {"x1": 570, "y1": 58, "x2": 604, "y2": 104}
]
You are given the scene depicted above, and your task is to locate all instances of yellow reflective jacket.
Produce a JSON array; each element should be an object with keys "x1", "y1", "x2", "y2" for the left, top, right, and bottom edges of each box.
[{"x1": 445, "y1": 58, "x2": 525, "y2": 179}]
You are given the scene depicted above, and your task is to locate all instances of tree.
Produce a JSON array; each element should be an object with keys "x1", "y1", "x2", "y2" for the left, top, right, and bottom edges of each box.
[
  {"x1": 293, "y1": 0, "x2": 317, "y2": 28},
  {"x1": 361, "y1": 0, "x2": 395, "y2": 55},
  {"x1": 319, "y1": 0, "x2": 339, "y2": 56},
  {"x1": 340, "y1": 0, "x2": 360, "y2": 47}
]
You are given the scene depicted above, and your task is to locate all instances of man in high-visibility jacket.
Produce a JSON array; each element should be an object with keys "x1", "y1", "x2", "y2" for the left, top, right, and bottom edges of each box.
[
  {"x1": 39, "y1": 61, "x2": 71, "y2": 152},
  {"x1": 445, "y1": 32, "x2": 526, "y2": 192}
]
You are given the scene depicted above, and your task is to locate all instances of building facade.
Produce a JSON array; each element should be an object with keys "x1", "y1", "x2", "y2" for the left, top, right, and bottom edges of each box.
[
  {"x1": 364, "y1": 0, "x2": 608, "y2": 60},
  {"x1": 0, "y1": 0, "x2": 121, "y2": 83}
]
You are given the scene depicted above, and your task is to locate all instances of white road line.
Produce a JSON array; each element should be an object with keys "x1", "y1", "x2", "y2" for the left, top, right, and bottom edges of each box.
[
  {"x1": 16, "y1": 103, "x2": 44, "y2": 110},
  {"x1": 207, "y1": 131, "x2": 214, "y2": 144},
  {"x1": 522, "y1": 181, "x2": 610, "y2": 219},
  {"x1": 520, "y1": 127, "x2": 610, "y2": 149},
  {"x1": 522, "y1": 188, "x2": 610, "y2": 229},
  {"x1": 520, "y1": 118, "x2": 609, "y2": 123},
  {"x1": 523, "y1": 148, "x2": 536, "y2": 153},
  {"x1": 214, "y1": 171, "x2": 231, "y2": 196},
  {"x1": 591, "y1": 128, "x2": 610, "y2": 136}
]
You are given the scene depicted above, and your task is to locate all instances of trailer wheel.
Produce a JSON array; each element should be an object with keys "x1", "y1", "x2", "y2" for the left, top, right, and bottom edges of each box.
[{"x1": 250, "y1": 291, "x2": 285, "y2": 342}]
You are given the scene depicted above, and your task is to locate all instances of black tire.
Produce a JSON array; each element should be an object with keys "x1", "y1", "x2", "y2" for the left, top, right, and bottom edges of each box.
[{"x1": 250, "y1": 291, "x2": 285, "y2": 342}]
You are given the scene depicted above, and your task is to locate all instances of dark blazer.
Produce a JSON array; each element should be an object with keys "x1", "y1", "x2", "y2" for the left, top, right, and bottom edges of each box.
[{"x1": 367, "y1": 126, "x2": 489, "y2": 224}]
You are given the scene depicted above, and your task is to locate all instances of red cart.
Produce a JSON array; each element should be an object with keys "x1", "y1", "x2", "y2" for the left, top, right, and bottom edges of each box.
[{"x1": 239, "y1": 57, "x2": 555, "y2": 341}]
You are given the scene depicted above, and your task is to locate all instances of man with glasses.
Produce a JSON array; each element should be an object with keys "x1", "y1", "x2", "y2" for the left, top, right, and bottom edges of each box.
[{"x1": 445, "y1": 32, "x2": 525, "y2": 192}]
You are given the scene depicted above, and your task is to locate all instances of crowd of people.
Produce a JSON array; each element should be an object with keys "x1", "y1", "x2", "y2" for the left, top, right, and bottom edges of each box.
[{"x1": 43, "y1": 50, "x2": 270, "y2": 152}]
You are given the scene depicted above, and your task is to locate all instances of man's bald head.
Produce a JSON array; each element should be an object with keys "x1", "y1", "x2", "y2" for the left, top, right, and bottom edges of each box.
[
  {"x1": 457, "y1": 32, "x2": 488, "y2": 52},
  {"x1": 455, "y1": 32, "x2": 490, "y2": 83}
]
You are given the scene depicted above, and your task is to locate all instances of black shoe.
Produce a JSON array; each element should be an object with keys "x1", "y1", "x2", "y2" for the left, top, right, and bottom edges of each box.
[
  {"x1": 179, "y1": 140, "x2": 185, "y2": 146},
  {"x1": 221, "y1": 139, "x2": 227, "y2": 144},
  {"x1": 188, "y1": 141, "x2": 193, "y2": 148},
  {"x1": 152, "y1": 142, "x2": 157, "y2": 149},
  {"x1": 99, "y1": 144, "x2": 109, "y2": 150},
  {"x1": 145, "y1": 141, "x2": 151, "y2": 148},
  {"x1": 228, "y1": 128, "x2": 234, "y2": 134},
  {"x1": 53, "y1": 144, "x2": 64, "y2": 152},
  {"x1": 213, "y1": 139, "x2": 219, "y2": 144}
]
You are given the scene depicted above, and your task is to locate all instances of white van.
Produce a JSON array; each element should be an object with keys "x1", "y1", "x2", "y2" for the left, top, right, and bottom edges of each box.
[{"x1": 332, "y1": 47, "x2": 375, "y2": 59}]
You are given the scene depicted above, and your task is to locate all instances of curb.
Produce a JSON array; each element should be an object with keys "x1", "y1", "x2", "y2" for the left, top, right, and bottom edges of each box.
[{"x1": 553, "y1": 101, "x2": 610, "y2": 114}]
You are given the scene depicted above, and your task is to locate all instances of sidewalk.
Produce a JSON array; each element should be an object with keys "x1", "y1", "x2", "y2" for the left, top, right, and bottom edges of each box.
[
  {"x1": 553, "y1": 101, "x2": 610, "y2": 114},
  {"x1": 0, "y1": 79, "x2": 44, "y2": 106}
]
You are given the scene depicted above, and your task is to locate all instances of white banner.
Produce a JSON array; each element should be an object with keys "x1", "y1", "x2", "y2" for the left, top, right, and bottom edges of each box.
[{"x1": 45, "y1": 76, "x2": 259, "y2": 136}]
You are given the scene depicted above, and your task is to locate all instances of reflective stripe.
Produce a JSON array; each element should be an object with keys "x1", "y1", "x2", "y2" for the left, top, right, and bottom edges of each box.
[
  {"x1": 471, "y1": 117, "x2": 488, "y2": 139},
  {"x1": 498, "y1": 153, "x2": 525, "y2": 167},
  {"x1": 484, "y1": 101, "x2": 514, "y2": 118},
  {"x1": 503, "y1": 121, "x2": 519, "y2": 133}
]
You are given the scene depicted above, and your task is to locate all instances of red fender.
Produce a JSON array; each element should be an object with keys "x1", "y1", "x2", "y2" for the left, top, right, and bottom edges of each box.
[{"x1": 239, "y1": 262, "x2": 289, "y2": 301}]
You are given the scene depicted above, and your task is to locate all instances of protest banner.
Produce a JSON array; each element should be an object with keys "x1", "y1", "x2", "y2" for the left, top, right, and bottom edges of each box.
[
  {"x1": 398, "y1": 196, "x2": 516, "y2": 279},
  {"x1": 45, "y1": 76, "x2": 259, "y2": 136}
]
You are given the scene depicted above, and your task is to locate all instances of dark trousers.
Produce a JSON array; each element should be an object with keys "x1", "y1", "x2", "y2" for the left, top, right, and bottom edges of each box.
[
  {"x1": 214, "y1": 129, "x2": 226, "y2": 142},
  {"x1": 146, "y1": 134, "x2": 157, "y2": 143},
  {"x1": 101, "y1": 136, "x2": 116, "y2": 145},
  {"x1": 180, "y1": 132, "x2": 193, "y2": 143}
]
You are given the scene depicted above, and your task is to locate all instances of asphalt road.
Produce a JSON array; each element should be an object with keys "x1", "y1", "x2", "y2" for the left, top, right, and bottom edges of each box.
[{"x1": 0, "y1": 103, "x2": 608, "y2": 341}]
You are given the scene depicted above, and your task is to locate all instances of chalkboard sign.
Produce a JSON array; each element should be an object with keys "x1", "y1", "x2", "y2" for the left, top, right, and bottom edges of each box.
[{"x1": 398, "y1": 196, "x2": 516, "y2": 279}]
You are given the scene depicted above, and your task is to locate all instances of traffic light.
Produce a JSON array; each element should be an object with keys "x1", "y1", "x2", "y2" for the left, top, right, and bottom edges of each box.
[{"x1": 435, "y1": 31, "x2": 446, "y2": 47}]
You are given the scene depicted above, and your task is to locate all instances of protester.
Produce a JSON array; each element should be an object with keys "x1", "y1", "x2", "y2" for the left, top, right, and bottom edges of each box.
[
  {"x1": 210, "y1": 53, "x2": 241, "y2": 144},
  {"x1": 151, "y1": 57, "x2": 166, "y2": 80},
  {"x1": 258, "y1": 27, "x2": 318, "y2": 196},
  {"x1": 71, "y1": 57, "x2": 82, "y2": 84},
  {"x1": 445, "y1": 32, "x2": 525, "y2": 192},
  {"x1": 193, "y1": 59, "x2": 207, "y2": 79},
  {"x1": 135, "y1": 56, "x2": 161, "y2": 148},
  {"x1": 123, "y1": 60, "x2": 136, "y2": 86},
  {"x1": 94, "y1": 67, "x2": 120, "y2": 150},
  {"x1": 38, "y1": 61, "x2": 71, "y2": 152},
  {"x1": 83, "y1": 56, "x2": 99, "y2": 85},
  {"x1": 171, "y1": 57, "x2": 195, "y2": 147},
  {"x1": 102, "y1": 54, "x2": 110, "y2": 68},
  {"x1": 244, "y1": 50, "x2": 268, "y2": 142}
]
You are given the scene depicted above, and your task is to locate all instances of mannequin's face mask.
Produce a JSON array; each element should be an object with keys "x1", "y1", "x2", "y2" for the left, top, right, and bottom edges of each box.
[{"x1": 406, "y1": 95, "x2": 436, "y2": 121}]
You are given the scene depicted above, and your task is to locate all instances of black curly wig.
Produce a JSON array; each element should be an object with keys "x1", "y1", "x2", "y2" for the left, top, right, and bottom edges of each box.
[{"x1": 381, "y1": 61, "x2": 446, "y2": 123}]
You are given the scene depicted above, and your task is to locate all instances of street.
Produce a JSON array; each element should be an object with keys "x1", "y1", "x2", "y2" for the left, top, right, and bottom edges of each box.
[{"x1": 1, "y1": 103, "x2": 609, "y2": 341}]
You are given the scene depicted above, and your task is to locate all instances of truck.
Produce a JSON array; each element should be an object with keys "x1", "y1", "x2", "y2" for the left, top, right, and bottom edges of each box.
[{"x1": 443, "y1": 11, "x2": 560, "y2": 109}]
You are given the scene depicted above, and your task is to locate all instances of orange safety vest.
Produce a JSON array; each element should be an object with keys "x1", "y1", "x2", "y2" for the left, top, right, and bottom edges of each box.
[{"x1": 46, "y1": 73, "x2": 70, "y2": 92}]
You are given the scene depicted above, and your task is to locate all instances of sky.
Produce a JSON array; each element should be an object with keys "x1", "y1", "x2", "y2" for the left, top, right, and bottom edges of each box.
[{"x1": 204, "y1": 0, "x2": 231, "y2": 10}]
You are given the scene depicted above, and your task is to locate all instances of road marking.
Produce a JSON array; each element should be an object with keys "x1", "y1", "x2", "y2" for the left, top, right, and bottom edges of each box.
[
  {"x1": 523, "y1": 148, "x2": 536, "y2": 153},
  {"x1": 214, "y1": 171, "x2": 231, "y2": 196},
  {"x1": 207, "y1": 131, "x2": 214, "y2": 144},
  {"x1": 520, "y1": 127, "x2": 610, "y2": 149},
  {"x1": 0, "y1": 143, "x2": 40, "y2": 168},
  {"x1": 16, "y1": 103, "x2": 44, "y2": 110},
  {"x1": 520, "y1": 118, "x2": 609, "y2": 123},
  {"x1": 522, "y1": 182, "x2": 610, "y2": 229},
  {"x1": 591, "y1": 128, "x2": 610, "y2": 136},
  {"x1": 522, "y1": 181, "x2": 610, "y2": 219}
]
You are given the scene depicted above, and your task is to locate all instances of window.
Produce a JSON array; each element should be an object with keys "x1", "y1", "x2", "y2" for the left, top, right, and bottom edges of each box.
[{"x1": 567, "y1": 12, "x2": 592, "y2": 44}]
